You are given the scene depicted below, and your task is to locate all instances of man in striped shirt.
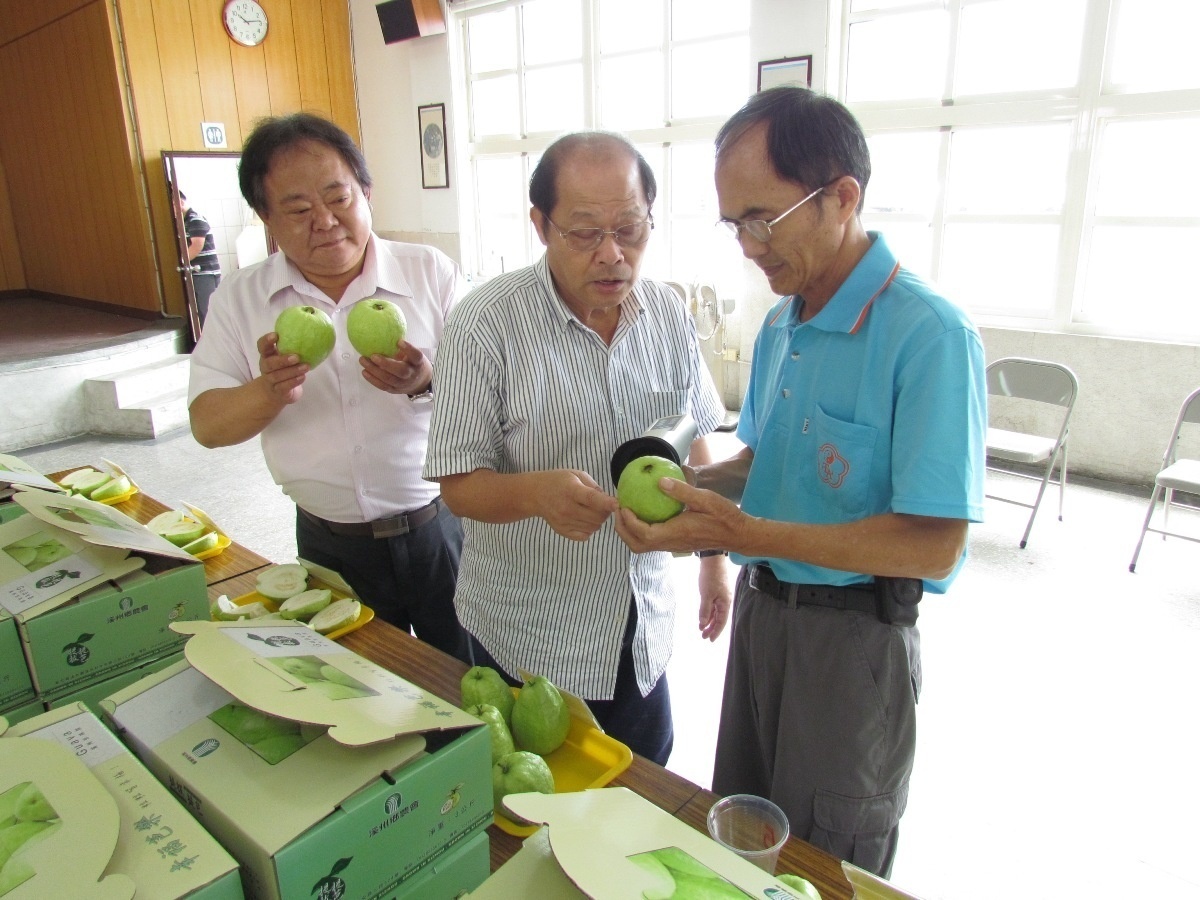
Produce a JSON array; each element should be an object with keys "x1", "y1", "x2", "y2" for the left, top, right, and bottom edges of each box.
[{"x1": 424, "y1": 132, "x2": 728, "y2": 766}]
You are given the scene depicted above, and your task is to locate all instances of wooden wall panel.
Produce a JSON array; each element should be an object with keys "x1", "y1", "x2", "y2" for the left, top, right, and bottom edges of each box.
[
  {"x1": 0, "y1": 0, "x2": 359, "y2": 317},
  {"x1": 0, "y1": 153, "x2": 26, "y2": 290},
  {"x1": 0, "y1": 1, "x2": 159, "y2": 309}
]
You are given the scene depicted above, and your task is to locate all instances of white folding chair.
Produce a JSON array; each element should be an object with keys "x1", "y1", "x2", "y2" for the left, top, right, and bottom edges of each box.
[
  {"x1": 985, "y1": 357, "x2": 1080, "y2": 548},
  {"x1": 1128, "y1": 386, "x2": 1200, "y2": 572}
]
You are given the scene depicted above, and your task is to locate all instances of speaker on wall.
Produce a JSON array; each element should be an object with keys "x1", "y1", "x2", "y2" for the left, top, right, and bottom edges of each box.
[{"x1": 376, "y1": 0, "x2": 446, "y2": 44}]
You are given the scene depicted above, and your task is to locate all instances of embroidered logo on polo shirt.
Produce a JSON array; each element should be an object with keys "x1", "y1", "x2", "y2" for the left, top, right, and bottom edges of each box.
[{"x1": 818, "y1": 442, "x2": 849, "y2": 488}]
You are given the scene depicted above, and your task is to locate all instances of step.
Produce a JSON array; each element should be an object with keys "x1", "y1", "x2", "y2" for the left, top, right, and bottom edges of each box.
[
  {"x1": 82, "y1": 353, "x2": 192, "y2": 410},
  {"x1": 85, "y1": 387, "x2": 190, "y2": 439}
]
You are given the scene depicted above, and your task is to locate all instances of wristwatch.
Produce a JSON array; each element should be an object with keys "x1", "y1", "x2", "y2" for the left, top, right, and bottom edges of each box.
[
  {"x1": 407, "y1": 382, "x2": 433, "y2": 403},
  {"x1": 696, "y1": 549, "x2": 726, "y2": 558}
]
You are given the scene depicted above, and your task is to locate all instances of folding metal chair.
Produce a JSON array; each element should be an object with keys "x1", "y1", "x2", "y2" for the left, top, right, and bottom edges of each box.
[
  {"x1": 985, "y1": 357, "x2": 1080, "y2": 548},
  {"x1": 1128, "y1": 386, "x2": 1200, "y2": 572}
]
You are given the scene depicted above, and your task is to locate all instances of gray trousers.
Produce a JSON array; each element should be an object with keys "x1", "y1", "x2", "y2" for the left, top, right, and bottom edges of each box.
[{"x1": 712, "y1": 568, "x2": 921, "y2": 878}]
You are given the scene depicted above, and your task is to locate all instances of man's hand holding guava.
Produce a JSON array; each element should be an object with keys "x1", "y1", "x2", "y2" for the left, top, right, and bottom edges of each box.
[
  {"x1": 359, "y1": 340, "x2": 432, "y2": 395},
  {"x1": 537, "y1": 469, "x2": 620, "y2": 541},
  {"x1": 614, "y1": 477, "x2": 745, "y2": 555},
  {"x1": 256, "y1": 331, "x2": 308, "y2": 406}
]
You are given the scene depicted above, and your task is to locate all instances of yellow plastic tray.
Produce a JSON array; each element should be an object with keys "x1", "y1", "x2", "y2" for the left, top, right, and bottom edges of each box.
[
  {"x1": 189, "y1": 532, "x2": 232, "y2": 560},
  {"x1": 94, "y1": 484, "x2": 139, "y2": 506},
  {"x1": 217, "y1": 584, "x2": 376, "y2": 642},
  {"x1": 494, "y1": 691, "x2": 634, "y2": 837}
]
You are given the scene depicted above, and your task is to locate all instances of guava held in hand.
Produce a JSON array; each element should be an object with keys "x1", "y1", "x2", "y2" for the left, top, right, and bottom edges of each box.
[
  {"x1": 275, "y1": 305, "x2": 336, "y2": 368},
  {"x1": 617, "y1": 454, "x2": 686, "y2": 523},
  {"x1": 347, "y1": 297, "x2": 407, "y2": 358},
  {"x1": 511, "y1": 675, "x2": 571, "y2": 755}
]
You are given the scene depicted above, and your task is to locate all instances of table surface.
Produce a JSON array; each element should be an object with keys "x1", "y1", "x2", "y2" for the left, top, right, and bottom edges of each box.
[{"x1": 206, "y1": 570, "x2": 857, "y2": 897}]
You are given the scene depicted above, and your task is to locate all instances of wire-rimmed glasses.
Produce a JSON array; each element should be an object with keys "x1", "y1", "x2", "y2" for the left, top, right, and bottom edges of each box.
[
  {"x1": 546, "y1": 216, "x2": 654, "y2": 252},
  {"x1": 720, "y1": 184, "x2": 829, "y2": 244}
]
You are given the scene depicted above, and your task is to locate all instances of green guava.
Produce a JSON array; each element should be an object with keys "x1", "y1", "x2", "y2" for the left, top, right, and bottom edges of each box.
[{"x1": 511, "y1": 676, "x2": 571, "y2": 755}]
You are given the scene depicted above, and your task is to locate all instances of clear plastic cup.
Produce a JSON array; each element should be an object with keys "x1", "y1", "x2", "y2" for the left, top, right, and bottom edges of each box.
[{"x1": 706, "y1": 793, "x2": 791, "y2": 873}]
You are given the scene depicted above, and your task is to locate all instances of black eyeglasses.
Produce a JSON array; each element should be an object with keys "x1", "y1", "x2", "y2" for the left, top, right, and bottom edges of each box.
[
  {"x1": 547, "y1": 216, "x2": 654, "y2": 252},
  {"x1": 720, "y1": 183, "x2": 833, "y2": 244}
]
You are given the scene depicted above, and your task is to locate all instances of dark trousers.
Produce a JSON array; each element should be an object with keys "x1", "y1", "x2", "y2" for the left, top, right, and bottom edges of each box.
[
  {"x1": 193, "y1": 272, "x2": 220, "y2": 324},
  {"x1": 464, "y1": 600, "x2": 674, "y2": 766},
  {"x1": 295, "y1": 500, "x2": 468, "y2": 662}
]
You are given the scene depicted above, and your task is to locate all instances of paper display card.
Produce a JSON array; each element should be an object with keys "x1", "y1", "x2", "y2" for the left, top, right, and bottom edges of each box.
[
  {"x1": 14, "y1": 487, "x2": 193, "y2": 561},
  {"x1": 0, "y1": 513, "x2": 139, "y2": 617},
  {"x1": 0, "y1": 454, "x2": 64, "y2": 493},
  {"x1": 173, "y1": 619, "x2": 483, "y2": 747}
]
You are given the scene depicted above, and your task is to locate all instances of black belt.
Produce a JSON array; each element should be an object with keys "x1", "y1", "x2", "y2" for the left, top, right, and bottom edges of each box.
[
  {"x1": 299, "y1": 498, "x2": 442, "y2": 539},
  {"x1": 748, "y1": 563, "x2": 878, "y2": 615}
]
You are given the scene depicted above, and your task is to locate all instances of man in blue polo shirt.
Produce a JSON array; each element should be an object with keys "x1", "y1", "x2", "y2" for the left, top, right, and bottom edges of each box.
[{"x1": 615, "y1": 87, "x2": 986, "y2": 877}]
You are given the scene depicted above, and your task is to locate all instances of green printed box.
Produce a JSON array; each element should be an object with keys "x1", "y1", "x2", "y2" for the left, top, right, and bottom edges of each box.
[
  {"x1": 1, "y1": 488, "x2": 207, "y2": 699},
  {"x1": 0, "y1": 696, "x2": 45, "y2": 727},
  {"x1": 0, "y1": 702, "x2": 242, "y2": 898},
  {"x1": 0, "y1": 611, "x2": 34, "y2": 711},
  {"x1": 103, "y1": 621, "x2": 493, "y2": 900},
  {"x1": 43, "y1": 649, "x2": 184, "y2": 719}
]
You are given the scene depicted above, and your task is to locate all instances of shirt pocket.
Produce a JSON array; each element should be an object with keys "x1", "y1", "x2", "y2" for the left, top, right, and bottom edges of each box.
[
  {"x1": 810, "y1": 403, "x2": 877, "y2": 519},
  {"x1": 643, "y1": 390, "x2": 688, "y2": 425}
]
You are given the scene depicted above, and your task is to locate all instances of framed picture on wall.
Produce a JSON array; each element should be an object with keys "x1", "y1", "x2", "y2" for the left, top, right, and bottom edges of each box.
[
  {"x1": 757, "y1": 55, "x2": 813, "y2": 92},
  {"x1": 418, "y1": 103, "x2": 449, "y2": 189}
]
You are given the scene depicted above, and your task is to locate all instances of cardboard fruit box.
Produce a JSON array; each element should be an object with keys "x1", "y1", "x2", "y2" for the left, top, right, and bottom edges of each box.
[
  {"x1": 0, "y1": 610, "x2": 35, "y2": 714},
  {"x1": 102, "y1": 619, "x2": 493, "y2": 900},
  {"x1": 0, "y1": 487, "x2": 207, "y2": 700},
  {"x1": 0, "y1": 701, "x2": 242, "y2": 898},
  {"x1": 473, "y1": 787, "x2": 824, "y2": 900}
]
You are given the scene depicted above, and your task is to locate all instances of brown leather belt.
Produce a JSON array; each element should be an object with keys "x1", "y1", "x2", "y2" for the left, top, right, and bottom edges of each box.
[
  {"x1": 299, "y1": 498, "x2": 442, "y2": 539},
  {"x1": 748, "y1": 563, "x2": 878, "y2": 615}
]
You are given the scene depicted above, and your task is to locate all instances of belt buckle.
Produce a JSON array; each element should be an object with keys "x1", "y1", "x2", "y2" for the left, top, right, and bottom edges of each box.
[{"x1": 370, "y1": 515, "x2": 409, "y2": 539}]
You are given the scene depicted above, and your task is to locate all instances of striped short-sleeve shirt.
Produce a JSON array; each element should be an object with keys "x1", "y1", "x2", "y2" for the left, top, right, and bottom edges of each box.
[{"x1": 424, "y1": 255, "x2": 724, "y2": 699}]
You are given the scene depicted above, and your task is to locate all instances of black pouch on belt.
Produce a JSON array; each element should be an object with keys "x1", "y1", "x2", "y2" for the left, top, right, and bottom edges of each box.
[{"x1": 873, "y1": 576, "x2": 923, "y2": 627}]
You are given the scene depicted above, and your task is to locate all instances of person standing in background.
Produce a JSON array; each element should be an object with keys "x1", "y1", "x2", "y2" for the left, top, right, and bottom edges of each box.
[
  {"x1": 187, "y1": 112, "x2": 468, "y2": 661},
  {"x1": 176, "y1": 190, "x2": 222, "y2": 325}
]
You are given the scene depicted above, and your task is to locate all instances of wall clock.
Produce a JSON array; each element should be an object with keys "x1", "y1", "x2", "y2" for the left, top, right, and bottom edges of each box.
[{"x1": 223, "y1": 0, "x2": 269, "y2": 48}]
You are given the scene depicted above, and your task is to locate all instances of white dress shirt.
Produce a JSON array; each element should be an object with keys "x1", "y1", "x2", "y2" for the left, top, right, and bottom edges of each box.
[
  {"x1": 424, "y1": 255, "x2": 725, "y2": 699},
  {"x1": 189, "y1": 234, "x2": 464, "y2": 522}
]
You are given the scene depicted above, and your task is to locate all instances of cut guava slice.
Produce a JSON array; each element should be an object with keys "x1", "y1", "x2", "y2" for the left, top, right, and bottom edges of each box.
[
  {"x1": 146, "y1": 509, "x2": 187, "y2": 533},
  {"x1": 278, "y1": 588, "x2": 332, "y2": 620},
  {"x1": 309, "y1": 598, "x2": 361, "y2": 634},
  {"x1": 210, "y1": 594, "x2": 241, "y2": 621},
  {"x1": 57, "y1": 468, "x2": 99, "y2": 488},
  {"x1": 70, "y1": 471, "x2": 113, "y2": 497},
  {"x1": 255, "y1": 563, "x2": 309, "y2": 600},
  {"x1": 181, "y1": 530, "x2": 220, "y2": 555},
  {"x1": 229, "y1": 601, "x2": 271, "y2": 620},
  {"x1": 161, "y1": 520, "x2": 207, "y2": 547},
  {"x1": 90, "y1": 475, "x2": 131, "y2": 502}
]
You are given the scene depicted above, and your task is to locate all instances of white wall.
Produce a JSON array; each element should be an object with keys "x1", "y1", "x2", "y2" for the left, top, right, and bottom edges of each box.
[{"x1": 347, "y1": 0, "x2": 1199, "y2": 488}]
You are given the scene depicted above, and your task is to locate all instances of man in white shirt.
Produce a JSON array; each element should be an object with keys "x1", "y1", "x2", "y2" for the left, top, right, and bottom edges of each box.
[
  {"x1": 424, "y1": 132, "x2": 729, "y2": 764},
  {"x1": 188, "y1": 113, "x2": 467, "y2": 659}
]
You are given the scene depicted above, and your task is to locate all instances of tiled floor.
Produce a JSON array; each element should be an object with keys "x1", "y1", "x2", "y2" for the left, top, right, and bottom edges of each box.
[{"x1": 12, "y1": 429, "x2": 1200, "y2": 899}]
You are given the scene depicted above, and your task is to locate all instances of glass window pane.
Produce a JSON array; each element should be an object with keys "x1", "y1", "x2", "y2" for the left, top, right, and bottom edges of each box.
[
  {"x1": 940, "y1": 224, "x2": 1059, "y2": 315},
  {"x1": 852, "y1": 0, "x2": 924, "y2": 10},
  {"x1": 671, "y1": 37, "x2": 751, "y2": 119},
  {"x1": 947, "y1": 124, "x2": 1071, "y2": 214},
  {"x1": 522, "y1": 1, "x2": 582, "y2": 66},
  {"x1": 526, "y1": 64, "x2": 585, "y2": 133},
  {"x1": 865, "y1": 131, "x2": 942, "y2": 217},
  {"x1": 868, "y1": 222, "x2": 934, "y2": 280},
  {"x1": 1081, "y1": 226, "x2": 1200, "y2": 332},
  {"x1": 478, "y1": 216, "x2": 530, "y2": 279},
  {"x1": 601, "y1": 52, "x2": 666, "y2": 130},
  {"x1": 1094, "y1": 118, "x2": 1200, "y2": 217},
  {"x1": 671, "y1": 0, "x2": 749, "y2": 41},
  {"x1": 957, "y1": 0, "x2": 1084, "y2": 95},
  {"x1": 475, "y1": 157, "x2": 524, "y2": 215},
  {"x1": 601, "y1": 0, "x2": 664, "y2": 53},
  {"x1": 467, "y1": 9, "x2": 516, "y2": 73},
  {"x1": 1110, "y1": 0, "x2": 1200, "y2": 91},
  {"x1": 471, "y1": 76, "x2": 520, "y2": 137},
  {"x1": 846, "y1": 12, "x2": 950, "y2": 102},
  {"x1": 669, "y1": 142, "x2": 718, "y2": 219}
]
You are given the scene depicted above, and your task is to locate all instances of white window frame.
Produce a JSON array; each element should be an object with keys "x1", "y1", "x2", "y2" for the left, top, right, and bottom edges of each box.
[{"x1": 838, "y1": 0, "x2": 1200, "y2": 344}]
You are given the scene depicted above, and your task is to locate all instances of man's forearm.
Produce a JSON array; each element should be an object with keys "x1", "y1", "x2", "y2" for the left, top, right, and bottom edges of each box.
[
  {"x1": 693, "y1": 445, "x2": 753, "y2": 502},
  {"x1": 189, "y1": 381, "x2": 286, "y2": 448},
  {"x1": 437, "y1": 469, "x2": 539, "y2": 523}
]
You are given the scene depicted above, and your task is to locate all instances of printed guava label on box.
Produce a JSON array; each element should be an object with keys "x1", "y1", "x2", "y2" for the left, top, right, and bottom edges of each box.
[
  {"x1": 218, "y1": 623, "x2": 351, "y2": 658},
  {"x1": 22, "y1": 709, "x2": 125, "y2": 768},
  {"x1": 1, "y1": 549, "x2": 102, "y2": 616}
]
